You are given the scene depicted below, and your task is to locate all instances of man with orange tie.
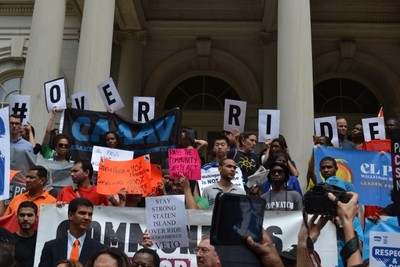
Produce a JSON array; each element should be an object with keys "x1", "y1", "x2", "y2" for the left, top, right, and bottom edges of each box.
[{"x1": 38, "y1": 198, "x2": 105, "y2": 267}]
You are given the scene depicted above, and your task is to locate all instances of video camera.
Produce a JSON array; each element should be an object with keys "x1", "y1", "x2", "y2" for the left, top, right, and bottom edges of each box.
[{"x1": 303, "y1": 183, "x2": 351, "y2": 217}]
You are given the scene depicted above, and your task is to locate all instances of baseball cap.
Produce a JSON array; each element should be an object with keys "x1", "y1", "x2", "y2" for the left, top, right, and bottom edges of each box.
[{"x1": 325, "y1": 176, "x2": 347, "y2": 191}]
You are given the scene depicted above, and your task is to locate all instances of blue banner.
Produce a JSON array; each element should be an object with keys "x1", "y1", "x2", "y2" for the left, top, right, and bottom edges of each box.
[
  {"x1": 62, "y1": 108, "x2": 181, "y2": 166},
  {"x1": 314, "y1": 146, "x2": 392, "y2": 206}
]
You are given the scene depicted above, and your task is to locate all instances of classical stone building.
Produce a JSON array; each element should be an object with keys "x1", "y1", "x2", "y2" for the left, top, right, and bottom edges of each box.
[{"x1": 1, "y1": 0, "x2": 399, "y2": 181}]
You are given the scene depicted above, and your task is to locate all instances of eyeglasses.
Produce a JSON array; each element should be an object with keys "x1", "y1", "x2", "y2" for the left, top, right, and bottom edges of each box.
[
  {"x1": 57, "y1": 143, "x2": 69, "y2": 148},
  {"x1": 194, "y1": 247, "x2": 212, "y2": 255},
  {"x1": 271, "y1": 169, "x2": 284, "y2": 175}
]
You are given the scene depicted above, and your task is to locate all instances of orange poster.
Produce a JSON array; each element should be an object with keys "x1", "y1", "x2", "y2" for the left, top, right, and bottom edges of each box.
[{"x1": 97, "y1": 155, "x2": 151, "y2": 195}]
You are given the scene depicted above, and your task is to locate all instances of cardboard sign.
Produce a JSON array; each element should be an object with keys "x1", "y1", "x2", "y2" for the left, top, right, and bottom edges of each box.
[
  {"x1": 168, "y1": 148, "x2": 201, "y2": 180},
  {"x1": 258, "y1": 109, "x2": 280, "y2": 142},
  {"x1": 146, "y1": 195, "x2": 189, "y2": 249},
  {"x1": 223, "y1": 99, "x2": 247, "y2": 133},
  {"x1": 97, "y1": 77, "x2": 125, "y2": 112},
  {"x1": 97, "y1": 155, "x2": 151, "y2": 195},
  {"x1": 133, "y1": 96, "x2": 155, "y2": 123},
  {"x1": 44, "y1": 77, "x2": 67, "y2": 112},
  {"x1": 90, "y1": 145, "x2": 134, "y2": 171},
  {"x1": 314, "y1": 116, "x2": 339, "y2": 147},
  {"x1": 362, "y1": 117, "x2": 385, "y2": 141},
  {"x1": 71, "y1": 91, "x2": 89, "y2": 110},
  {"x1": 8, "y1": 95, "x2": 30, "y2": 125}
]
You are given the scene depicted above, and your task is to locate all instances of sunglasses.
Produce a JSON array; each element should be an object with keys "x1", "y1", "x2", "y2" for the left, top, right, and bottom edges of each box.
[
  {"x1": 57, "y1": 143, "x2": 69, "y2": 148},
  {"x1": 271, "y1": 169, "x2": 284, "y2": 175}
]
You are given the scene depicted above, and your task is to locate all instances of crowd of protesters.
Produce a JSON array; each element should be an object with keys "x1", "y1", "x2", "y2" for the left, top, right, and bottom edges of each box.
[{"x1": 1, "y1": 109, "x2": 398, "y2": 267}]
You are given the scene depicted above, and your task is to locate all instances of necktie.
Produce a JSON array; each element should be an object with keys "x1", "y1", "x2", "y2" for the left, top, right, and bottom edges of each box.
[{"x1": 70, "y1": 239, "x2": 80, "y2": 260}]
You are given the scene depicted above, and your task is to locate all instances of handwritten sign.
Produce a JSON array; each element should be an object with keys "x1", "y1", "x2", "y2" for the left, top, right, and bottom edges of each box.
[
  {"x1": 199, "y1": 167, "x2": 244, "y2": 195},
  {"x1": 145, "y1": 195, "x2": 189, "y2": 249},
  {"x1": 91, "y1": 145, "x2": 134, "y2": 171},
  {"x1": 168, "y1": 148, "x2": 201, "y2": 180},
  {"x1": 97, "y1": 155, "x2": 151, "y2": 195}
]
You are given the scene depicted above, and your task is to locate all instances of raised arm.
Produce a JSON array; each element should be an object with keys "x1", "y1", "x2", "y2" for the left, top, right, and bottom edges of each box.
[{"x1": 42, "y1": 107, "x2": 57, "y2": 145}]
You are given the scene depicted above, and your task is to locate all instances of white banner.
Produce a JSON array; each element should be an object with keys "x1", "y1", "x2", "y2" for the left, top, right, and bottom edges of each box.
[{"x1": 35, "y1": 206, "x2": 338, "y2": 267}]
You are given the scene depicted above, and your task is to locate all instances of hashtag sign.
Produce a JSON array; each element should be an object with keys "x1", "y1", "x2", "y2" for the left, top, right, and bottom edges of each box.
[{"x1": 12, "y1": 103, "x2": 28, "y2": 120}]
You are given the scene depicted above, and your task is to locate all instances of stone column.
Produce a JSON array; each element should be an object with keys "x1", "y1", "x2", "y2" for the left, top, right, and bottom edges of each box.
[
  {"x1": 259, "y1": 32, "x2": 277, "y2": 109},
  {"x1": 277, "y1": 0, "x2": 314, "y2": 189},
  {"x1": 20, "y1": 0, "x2": 66, "y2": 140},
  {"x1": 114, "y1": 30, "x2": 147, "y2": 119},
  {"x1": 73, "y1": 0, "x2": 116, "y2": 111}
]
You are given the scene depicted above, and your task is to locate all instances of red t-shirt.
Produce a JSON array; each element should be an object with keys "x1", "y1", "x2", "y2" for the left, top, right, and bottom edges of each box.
[{"x1": 57, "y1": 186, "x2": 109, "y2": 206}]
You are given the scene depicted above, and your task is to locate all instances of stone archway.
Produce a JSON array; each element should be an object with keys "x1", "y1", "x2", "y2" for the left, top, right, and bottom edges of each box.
[
  {"x1": 144, "y1": 47, "x2": 261, "y2": 110},
  {"x1": 313, "y1": 49, "x2": 400, "y2": 117}
]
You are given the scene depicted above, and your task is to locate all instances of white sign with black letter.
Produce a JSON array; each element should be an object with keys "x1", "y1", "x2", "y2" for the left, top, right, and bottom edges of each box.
[
  {"x1": 146, "y1": 195, "x2": 189, "y2": 249},
  {"x1": 223, "y1": 99, "x2": 247, "y2": 133},
  {"x1": 8, "y1": 95, "x2": 30, "y2": 125},
  {"x1": 71, "y1": 91, "x2": 89, "y2": 110},
  {"x1": 97, "y1": 77, "x2": 125, "y2": 112},
  {"x1": 362, "y1": 117, "x2": 385, "y2": 141},
  {"x1": 314, "y1": 116, "x2": 339, "y2": 147},
  {"x1": 133, "y1": 96, "x2": 155, "y2": 123},
  {"x1": 258, "y1": 109, "x2": 280, "y2": 142},
  {"x1": 44, "y1": 77, "x2": 67, "y2": 112}
]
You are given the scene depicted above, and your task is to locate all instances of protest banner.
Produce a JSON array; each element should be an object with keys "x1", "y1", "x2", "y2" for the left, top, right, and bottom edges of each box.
[
  {"x1": 62, "y1": 108, "x2": 181, "y2": 165},
  {"x1": 97, "y1": 155, "x2": 151, "y2": 195},
  {"x1": 363, "y1": 217, "x2": 400, "y2": 265},
  {"x1": 91, "y1": 145, "x2": 134, "y2": 171},
  {"x1": 0, "y1": 107, "x2": 10, "y2": 200},
  {"x1": 168, "y1": 148, "x2": 201, "y2": 180},
  {"x1": 198, "y1": 166, "x2": 244, "y2": 195},
  {"x1": 35, "y1": 205, "x2": 338, "y2": 267},
  {"x1": 146, "y1": 195, "x2": 189, "y2": 249},
  {"x1": 314, "y1": 146, "x2": 392, "y2": 207}
]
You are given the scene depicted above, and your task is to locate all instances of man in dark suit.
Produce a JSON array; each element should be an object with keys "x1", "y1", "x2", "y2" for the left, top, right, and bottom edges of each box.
[{"x1": 39, "y1": 198, "x2": 105, "y2": 267}]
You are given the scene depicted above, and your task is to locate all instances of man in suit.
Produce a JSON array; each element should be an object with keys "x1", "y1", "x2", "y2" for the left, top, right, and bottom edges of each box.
[{"x1": 39, "y1": 198, "x2": 105, "y2": 266}]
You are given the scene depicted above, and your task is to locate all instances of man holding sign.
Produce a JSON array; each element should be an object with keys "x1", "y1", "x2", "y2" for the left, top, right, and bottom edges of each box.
[
  {"x1": 57, "y1": 160, "x2": 108, "y2": 206},
  {"x1": 202, "y1": 158, "x2": 246, "y2": 208}
]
